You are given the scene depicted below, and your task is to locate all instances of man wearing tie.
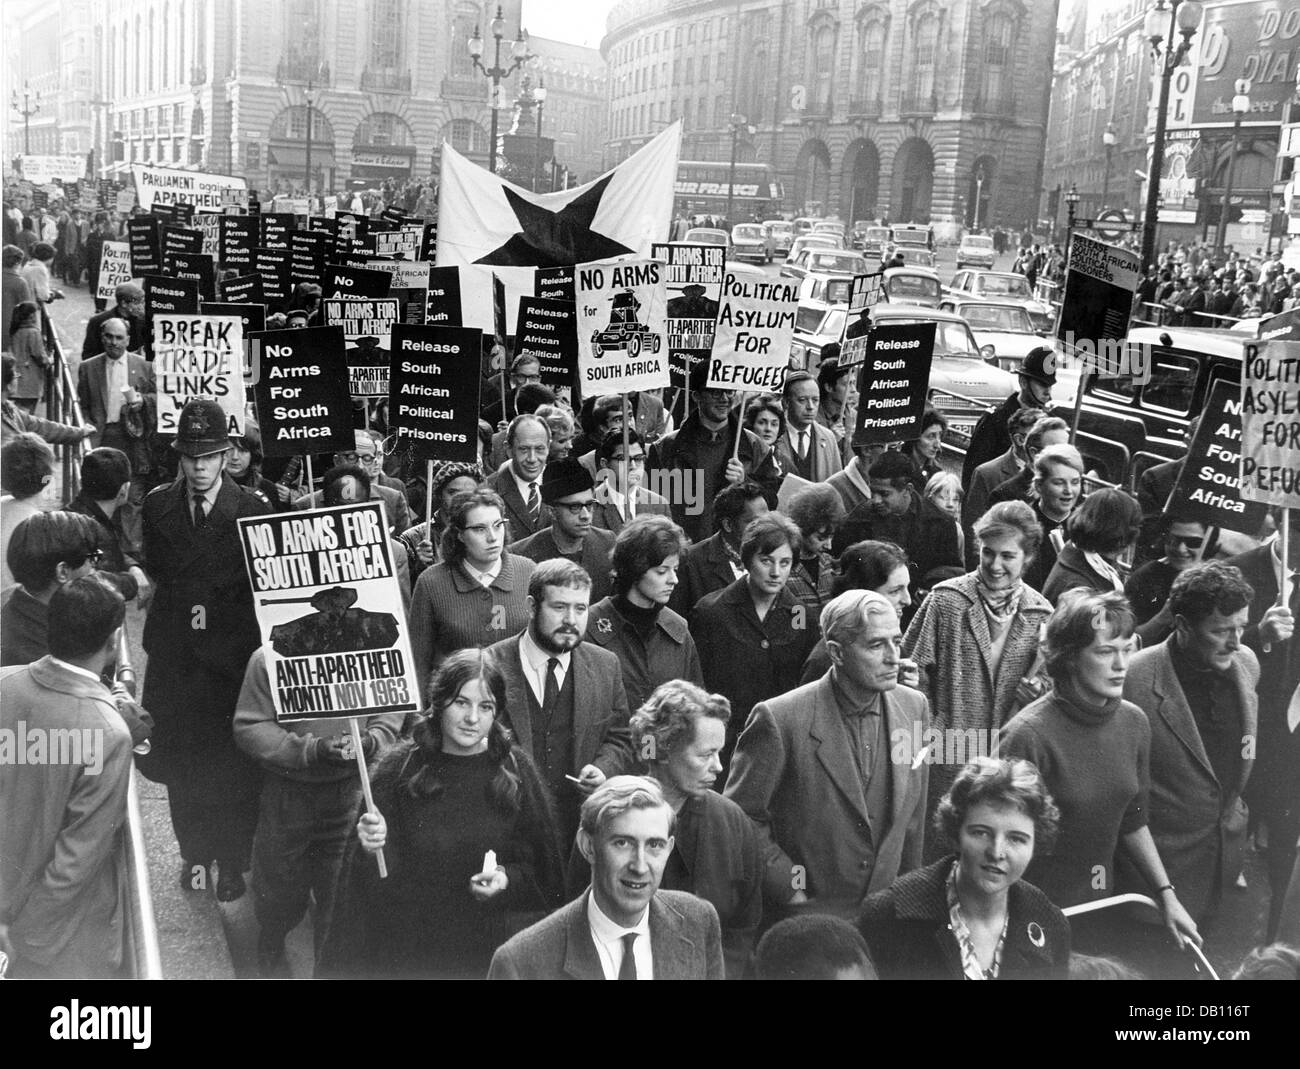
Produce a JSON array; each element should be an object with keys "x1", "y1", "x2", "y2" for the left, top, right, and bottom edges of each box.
[
  {"x1": 591, "y1": 429, "x2": 671, "y2": 536},
  {"x1": 488, "y1": 776, "x2": 724, "y2": 979},
  {"x1": 773, "y1": 371, "x2": 843, "y2": 483},
  {"x1": 486, "y1": 413, "x2": 552, "y2": 541}
]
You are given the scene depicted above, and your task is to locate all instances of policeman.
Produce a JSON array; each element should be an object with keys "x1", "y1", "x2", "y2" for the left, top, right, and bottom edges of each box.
[{"x1": 137, "y1": 399, "x2": 272, "y2": 902}]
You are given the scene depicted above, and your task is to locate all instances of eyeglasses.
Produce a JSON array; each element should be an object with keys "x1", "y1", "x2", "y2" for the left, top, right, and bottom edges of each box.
[
  {"x1": 337, "y1": 451, "x2": 377, "y2": 464},
  {"x1": 464, "y1": 520, "x2": 507, "y2": 537},
  {"x1": 553, "y1": 500, "x2": 595, "y2": 516},
  {"x1": 70, "y1": 549, "x2": 104, "y2": 568},
  {"x1": 1167, "y1": 535, "x2": 1204, "y2": 549}
]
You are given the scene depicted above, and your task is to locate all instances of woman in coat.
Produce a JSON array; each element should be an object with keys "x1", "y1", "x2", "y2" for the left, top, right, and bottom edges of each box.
[
  {"x1": 999, "y1": 589, "x2": 1202, "y2": 954},
  {"x1": 398, "y1": 461, "x2": 483, "y2": 582},
  {"x1": 407, "y1": 487, "x2": 535, "y2": 697},
  {"x1": 692, "y1": 512, "x2": 817, "y2": 779},
  {"x1": 1042, "y1": 488, "x2": 1142, "y2": 605},
  {"x1": 902, "y1": 501, "x2": 1054, "y2": 826},
  {"x1": 902, "y1": 407, "x2": 947, "y2": 493},
  {"x1": 319, "y1": 649, "x2": 565, "y2": 978},
  {"x1": 783, "y1": 482, "x2": 844, "y2": 627},
  {"x1": 584, "y1": 513, "x2": 703, "y2": 715},
  {"x1": 7, "y1": 301, "x2": 48, "y2": 411},
  {"x1": 858, "y1": 756, "x2": 1071, "y2": 980}
]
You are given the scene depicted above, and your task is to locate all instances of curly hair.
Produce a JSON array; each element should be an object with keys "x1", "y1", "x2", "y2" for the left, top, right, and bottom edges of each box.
[
  {"x1": 785, "y1": 483, "x2": 846, "y2": 541},
  {"x1": 1167, "y1": 561, "x2": 1254, "y2": 624},
  {"x1": 934, "y1": 756, "x2": 1060, "y2": 852},
  {"x1": 629, "y1": 680, "x2": 731, "y2": 767},
  {"x1": 409, "y1": 649, "x2": 523, "y2": 814}
]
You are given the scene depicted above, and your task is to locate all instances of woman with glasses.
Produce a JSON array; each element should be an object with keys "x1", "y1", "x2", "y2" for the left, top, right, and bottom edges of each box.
[
  {"x1": 591, "y1": 428, "x2": 671, "y2": 535},
  {"x1": 399, "y1": 461, "x2": 483, "y2": 582},
  {"x1": 407, "y1": 488, "x2": 536, "y2": 697}
]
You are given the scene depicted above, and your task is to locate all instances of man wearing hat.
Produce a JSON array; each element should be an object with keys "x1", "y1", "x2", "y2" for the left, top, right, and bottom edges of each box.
[
  {"x1": 82, "y1": 281, "x2": 147, "y2": 359},
  {"x1": 667, "y1": 282, "x2": 719, "y2": 321},
  {"x1": 137, "y1": 398, "x2": 272, "y2": 903},
  {"x1": 960, "y1": 345, "x2": 1057, "y2": 487},
  {"x1": 510, "y1": 457, "x2": 615, "y2": 604}
]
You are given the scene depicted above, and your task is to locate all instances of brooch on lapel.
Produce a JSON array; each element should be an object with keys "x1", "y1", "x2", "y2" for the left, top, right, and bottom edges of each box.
[
  {"x1": 1027, "y1": 922, "x2": 1045, "y2": 948},
  {"x1": 595, "y1": 618, "x2": 613, "y2": 635}
]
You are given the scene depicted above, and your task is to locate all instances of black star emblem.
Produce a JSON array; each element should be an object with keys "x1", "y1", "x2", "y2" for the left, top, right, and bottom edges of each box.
[{"x1": 476, "y1": 175, "x2": 634, "y2": 267}]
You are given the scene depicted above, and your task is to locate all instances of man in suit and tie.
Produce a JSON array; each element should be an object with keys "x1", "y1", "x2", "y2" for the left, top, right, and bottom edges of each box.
[
  {"x1": 668, "y1": 480, "x2": 768, "y2": 617},
  {"x1": 1121, "y1": 562, "x2": 1259, "y2": 924},
  {"x1": 81, "y1": 281, "x2": 147, "y2": 360},
  {"x1": 486, "y1": 559, "x2": 633, "y2": 844},
  {"x1": 590, "y1": 429, "x2": 671, "y2": 536},
  {"x1": 773, "y1": 371, "x2": 844, "y2": 483},
  {"x1": 488, "y1": 776, "x2": 725, "y2": 979},
  {"x1": 510, "y1": 458, "x2": 616, "y2": 603},
  {"x1": 486, "y1": 413, "x2": 552, "y2": 542},
  {"x1": 1226, "y1": 519, "x2": 1299, "y2": 941},
  {"x1": 77, "y1": 316, "x2": 156, "y2": 554},
  {"x1": 726, "y1": 589, "x2": 930, "y2": 921}
]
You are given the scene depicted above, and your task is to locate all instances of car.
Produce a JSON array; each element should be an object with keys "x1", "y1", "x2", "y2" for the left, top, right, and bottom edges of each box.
[
  {"x1": 947, "y1": 269, "x2": 1056, "y2": 333},
  {"x1": 781, "y1": 248, "x2": 868, "y2": 284},
  {"x1": 890, "y1": 223, "x2": 934, "y2": 251},
  {"x1": 684, "y1": 227, "x2": 730, "y2": 258},
  {"x1": 798, "y1": 273, "x2": 854, "y2": 306},
  {"x1": 730, "y1": 222, "x2": 772, "y2": 264},
  {"x1": 791, "y1": 217, "x2": 820, "y2": 238},
  {"x1": 786, "y1": 234, "x2": 837, "y2": 263},
  {"x1": 789, "y1": 299, "x2": 849, "y2": 373},
  {"x1": 763, "y1": 219, "x2": 793, "y2": 257},
  {"x1": 940, "y1": 299, "x2": 1045, "y2": 371},
  {"x1": 859, "y1": 225, "x2": 891, "y2": 259},
  {"x1": 813, "y1": 221, "x2": 846, "y2": 239},
  {"x1": 883, "y1": 266, "x2": 943, "y2": 308},
  {"x1": 956, "y1": 233, "x2": 996, "y2": 270},
  {"x1": 590, "y1": 290, "x2": 663, "y2": 360}
]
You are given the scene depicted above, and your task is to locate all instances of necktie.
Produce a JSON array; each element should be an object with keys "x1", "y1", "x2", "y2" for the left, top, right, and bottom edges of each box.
[
  {"x1": 797, "y1": 430, "x2": 808, "y2": 461},
  {"x1": 192, "y1": 493, "x2": 208, "y2": 529},
  {"x1": 527, "y1": 481, "x2": 540, "y2": 525},
  {"x1": 543, "y1": 657, "x2": 560, "y2": 718},
  {"x1": 618, "y1": 932, "x2": 638, "y2": 980}
]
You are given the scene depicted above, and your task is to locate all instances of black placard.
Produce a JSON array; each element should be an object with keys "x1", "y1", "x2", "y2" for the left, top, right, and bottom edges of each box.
[
  {"x1": 166, "y1": 252, "x2": 217, "y2": 301},
  {"x1": 255, "y1": 246, "x2": 293, "y2": 307},
  {"x1": 308, "y1": 215, "x2": 339, "y2": 244},
  {"x1": 150, "y1": 202, "x2": 193, "y2": 224},
  {"x1": 127, "y1": 217, "x2": 161, "y2": 276},
  {"x1": 852, "y1": 322, "x2": 936, "y2": 447},
  {"x1": 323, "y1": 297, "x2": 400, "y2": 398},
  {"x1": 259, "y1": 212, "x2": 295, "y2": 251},
  {"x1": 535, "y1": 266, "x2": 575, "y2": 303},
  {"x1": 380, "y1": 206, "x2": 407, "y2": 226},
  {"x1": 334, "y1": 214, "x2": 369, "y2": 260},
  {"x1": 387, "y1": 324, "x2": 482, "y2": 463},
  {"x1": 290, "y1": 230, "x2": 331, "y2": 285},
  {"x1": 419, "y1": 220, "x2": 437, "y2": 261},
  {"x1": 425, "y1": 266, "x2": 462, "y2": 326},
  {"x1": 514, "y1": 296, "x2": 578, "y2": 386},
  {"x1": 219, "y1": 215, "x2": 256, "y2": 270},
  {"x1": 249, "y1": 326, "x2": 355, "y2": 457},
  {"x1": 222, "y1": 273, "x2": 264, "y2": 304},
  {"x1": 144, "y1": 275, "x2": 201, "y2": 359},
  {"x1": 1168, "y1": 379, "x2": 1270, "y2": 534},
  {"x1": 161, "y1": 224, "x2": 203, "y2": 258},
  {"x1": 202, "y1": 300, "x2": 267, "y2": 386},
  {"x1": 323, "y1": 264, "x2": 392, "y2": 299}
]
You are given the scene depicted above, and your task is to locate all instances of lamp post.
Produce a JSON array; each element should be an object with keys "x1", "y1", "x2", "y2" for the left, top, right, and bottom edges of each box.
[
  {"x1": 725, "y1": 113, "x2": 755, "y2": 225},
  {"x1": 11, "y1": 83, "x2": 41, "y2": 155},
  {"x1": 303, "y1": 63, "x2": 327, "y2": 205},
  {"x1": 469, "y1": 4, "x2": 533, "y2": 175},
  {"x1": 532, "y1": 79, "x2": 547, "y2": 192},
  {"x1": 1213, "y1": 79, "x2": 1251, "y2": 258},
  {"x1": 1102, "y1": 122, "x2": 1117, "y2": 210},
  {"x1": 1140, "y1": 0, "x2": 1204, "y2": 269},
  {"x1": 1065, "y1": 183, "x2": 1080, "y2": 243}
]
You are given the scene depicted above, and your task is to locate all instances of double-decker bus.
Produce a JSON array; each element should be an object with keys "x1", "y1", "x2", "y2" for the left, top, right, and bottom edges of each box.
[{"x1": 674, "y1": 160, "x2": 782, "y2": 221}]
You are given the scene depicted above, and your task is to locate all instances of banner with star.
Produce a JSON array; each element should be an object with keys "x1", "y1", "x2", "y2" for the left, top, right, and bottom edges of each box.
[{"x1": 435, "y1": 122, "x2": 682, "y2": 334}]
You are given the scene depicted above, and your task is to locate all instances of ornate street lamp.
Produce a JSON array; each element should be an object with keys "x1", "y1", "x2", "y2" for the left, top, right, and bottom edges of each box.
[
  {"x1": 1213, "y1": 79, "x2": 1251, "y2": 258},
  {"x1": 533, "y1": 80, "x2": 547, "y2": 192},
  {"x1": 469, "y1": 4, "x2": 534, "y2": 174}
]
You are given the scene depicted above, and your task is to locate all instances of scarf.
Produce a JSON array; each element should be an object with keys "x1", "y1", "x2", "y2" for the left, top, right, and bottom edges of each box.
[
  {"x1": 974, "y1": 576, "x2": 1023, "y2": 622},
  {"x1": 1083, "y1": 550, "x2": 1125, "y2": 593}
]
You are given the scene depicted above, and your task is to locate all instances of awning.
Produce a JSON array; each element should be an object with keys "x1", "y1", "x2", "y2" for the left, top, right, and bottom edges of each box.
[{"x1": 267, "y1": 144, "x2": 337, "y2": 170}]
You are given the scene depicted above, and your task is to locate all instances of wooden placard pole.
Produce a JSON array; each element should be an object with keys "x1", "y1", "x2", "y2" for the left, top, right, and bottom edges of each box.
[{"x1": 349, "y1": 717, "x2": 388, "y2": 878}]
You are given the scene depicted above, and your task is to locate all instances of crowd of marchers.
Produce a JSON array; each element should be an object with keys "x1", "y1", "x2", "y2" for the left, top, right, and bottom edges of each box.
[{"x1": 0, "y1": 222, "x2": 1297, "y2": 981}]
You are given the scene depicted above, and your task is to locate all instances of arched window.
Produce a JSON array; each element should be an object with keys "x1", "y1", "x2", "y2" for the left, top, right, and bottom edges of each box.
[
  {"x1": 858, "y1": 19, "x2": 885, "y2": 108},
  {"x1": 356, "y1": 113, "x2": 411, "y2": 147},
  {"x1": 447, "y1": 119, "x2": 488, "y2": 154},
  {"x1": 450, "y1": 4, "x2": 478, "y2": 78},
  {"x1": 982, "y1": 11, "x2": 1014, "y2": 110},
  {"x1": 910, "y1": 11, "x2": 939, "y2": 106},
  {"x1": 811, "y1": 24, "x2": 835, "y2": 109},
  {"x1": 271, "y1": 106, "x2": 335, "y2": 143}
]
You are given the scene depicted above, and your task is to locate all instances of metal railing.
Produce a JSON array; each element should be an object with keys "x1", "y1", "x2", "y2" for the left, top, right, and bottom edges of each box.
[
  {"x1": 40, "y1": 306, "x2": 87, "y2": 498},
  {"x1": 1131, "y1": 301, "x2": 1244, "y2": 330}
]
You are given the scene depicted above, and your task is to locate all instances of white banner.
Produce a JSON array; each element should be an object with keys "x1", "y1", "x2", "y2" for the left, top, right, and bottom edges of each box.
[
  {"x1": 575, "y1": 258, "x2": 669, "y2": 394},
  {"x1": 96, "y1": 241, "x2": 132, "y2": 301},
  {"x1": 153, "y1": 314, "x2": 246, "y2": 437},
  {"x1": 21, "y1": 155, "x2": 84, "y2": 183},
  {"x1": 132, "y1": 165, "x2": 249, "y2": 212},
  {"x1": 706, "y1": 273, "x2": 799, "y2": 393}
]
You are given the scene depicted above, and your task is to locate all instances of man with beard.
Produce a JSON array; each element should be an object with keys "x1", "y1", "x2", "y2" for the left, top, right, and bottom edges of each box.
[
  {"x1": 82, "y1": 282, "x2": 147, "y2": 359},
  {"x1": 487, "y1": 559, "x2": 633, "y2": 843}
]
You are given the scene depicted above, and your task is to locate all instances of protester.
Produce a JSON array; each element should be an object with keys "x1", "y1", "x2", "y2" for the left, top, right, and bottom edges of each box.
[
  {"x1": 902, "y1": 408, "x2": 946, "y2": 492},
  {"x1": 772, "y1": 371, "x2": 843, "y2": 482},
  {"x1": 484, "y1": 413, "x2": 552, "y2": 541},
  {"x1": 963, "y1": 407, "x2": 1046, "y2": 535},
  {"x1": 2, "y1": 353, "x2": 94, "y2": 447},
  {"x1": 668, "y1": 480, "x2": 769, "y2": 617},
  {"x1": 784, "y1": 482, "x2": 845, "y2": 623},
  {"x1": 591, "y1": 428, "x2": 671, "y2": 535},
  {"x1": 1042, "y1": 488, "x2": 1142, "y2": 603},
  {"x1": 509, "y1": 458, "x2": 615, "y2": 603},
  {"x1": 1, "y1": 431, "x2": 55, "y2": 598},
  {"x1": 1021, "y1": 443, "x2": 1085, "y2": 593},
  {"x1": 398, "y1": 461, "x2": 482, "y2": 581},
  {"x1": 858, "y1": 757, "x2": 1071, "y2": 980},
  {"x1": 754, "y1": 915, "x2": 877, "y2": 980},
  {"x1": 6, "y1": 301, "x2": 47, "y2": 412},
  {"x1": 924, "y1": 470, "x2": 965, "y2": 562},
  {"x1": 961, "y1": 346, "x2": 1056, "y2": 485},
  {"x1": 63, "y1": 446, "x2": 149, "y2": 603},
  {"x1": 742, "y1": 393, "x2": 784, "y2": 449},
  {"x1": 319, "y1": 649, "x2": 565, "y2": 979},
  {"x1": 82, "y1": 281, "x2": 147, "y2": 359},
  {"x1": 2, "y1": 245, "x2": 31, "y2": 349},
  {"x1": 1126, "y1": 515, "x2": 1210, "y2": 640},
  {"x1": 223, "y1": 421, "x2": 283, "y2": 509}
]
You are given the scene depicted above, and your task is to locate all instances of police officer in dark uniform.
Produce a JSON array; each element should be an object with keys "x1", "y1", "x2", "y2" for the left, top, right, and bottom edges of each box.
[{"x1": 137, "y1": 399, "x2": 272, "y2": 902}]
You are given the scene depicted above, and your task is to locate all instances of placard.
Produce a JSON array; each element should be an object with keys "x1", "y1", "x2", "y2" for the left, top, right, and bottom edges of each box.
[
  {"x1": 20, "y1": 155, "x2": 84, "y2": 183},
  {"x1": 653, "y1": 242, "x2": 724, "y2": 388},
  {"x1": 237, "y1": 502, "x2": 422, "y2": 722},
  {"x1": 144, "y1": 275, "x2": 200, "y2": 318},
  {"x1": 387, "y1": 324, "x2": 482, "y2": 462},
  {"x1": 324, "y1": 297, "x2": 400, "y2": 398},
  {"x1": 153, "y1": 313, "x2": 246, "y2": 437},
  {"x1": 127, "y1": 216, "x2": 161, "y2": 276},
  {"x1": 374, "y1": 228, "x2": 419, "y2": 260},
  {"x1": 255, "y1": 247, "x2": 293, "y2": 304},
  {"x1": 116, "y1": 189, "x2": 136, "y2": 213},
  {"x1": 706, "y1": 272, "x2": 798, "y2": 393},
  {"x1": 219, "y1": 215, "x2": 256, "y2": 270},
  {"x1": 1169, "y1": 379, "x2": 1270, "y2": 533},
  {"x1": 419, "y1": 220, "x2": 437, "y2": 261},
  {"x1": 1240, "y1": 340, "x2": 1300, "y2": 508},
  {"x1": 260, "y1": 213, "x2": 294, "y2": 251},
  {"x1": 193, "y1": 212, "x2": 221, "y2": 258},
  {"x1": 851, "y1": 322, "x2": 937, "y2": 447},
  {"x1": 202, "y1": 301, "x2": 266, "y2": 386},
  {"x1": 222, "y1": 273, "x2": 265, "y2": 304},
  {"x1": 366, "y1": 260, "x2": 428, "y2": 325},
  {"x1": 841, "y1": 313, "x2": 872, "y2": 369},
  {"x1": 514, "y1": 296, "x2": 578, "y2": 387},
  {"x1": 1055, "y1": 234, "x2": 1140, "y2": 353},
  {"x1": 323, "y1": 264, "x2": 392, "y2": 299},
  {"x1": 152, "y1": 203, "x2": 194, "y2": 225},
  {"x1": 426, "y1": 266, "x2": 462, "y2": 326},
  {"x1": 575, "y1": 258, "x2": 669, "y2": 395},
  {"x1": 166, "y1": 252, "x2": 216, "y2": 301},
  {"x1": 95, "y1": 240, "x2": 132, "y2": 302},
  {"x1": 132, "y1": 165, "x2": 248, "y2": 212},
  {"x1": 161, "y1": 225, "x2": 202, "y2": 260},
  {"x1": 848, "y1": 271, "x2": 885, "y2": 314},
  {"x1": 250, "y1": 326, "x2": 355, "y2": 455},
  {"x1": 290, "y1": 230, "x2": 331, "y2": 285},
  {"x1": 536, "y1": 266, "x2": 574, "y2": 303}
]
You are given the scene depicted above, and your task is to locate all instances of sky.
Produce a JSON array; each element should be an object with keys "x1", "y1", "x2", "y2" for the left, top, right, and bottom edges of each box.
[{"x1": 523, "y1": 0, "x2": 618, "y2": 48}]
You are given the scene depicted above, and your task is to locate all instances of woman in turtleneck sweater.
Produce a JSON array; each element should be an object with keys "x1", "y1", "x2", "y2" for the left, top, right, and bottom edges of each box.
[
  {"x1": 1000, "y1": 588, "x2": 1202, "y2": 954},
  {"x1": 584, "y1": 513, "x2": 703, "y2": 715}
]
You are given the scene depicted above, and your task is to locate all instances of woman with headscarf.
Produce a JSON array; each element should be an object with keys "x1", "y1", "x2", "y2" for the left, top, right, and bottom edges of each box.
[{"x1": 398, "y1": 461, "x2": 483, "y2": 582}]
